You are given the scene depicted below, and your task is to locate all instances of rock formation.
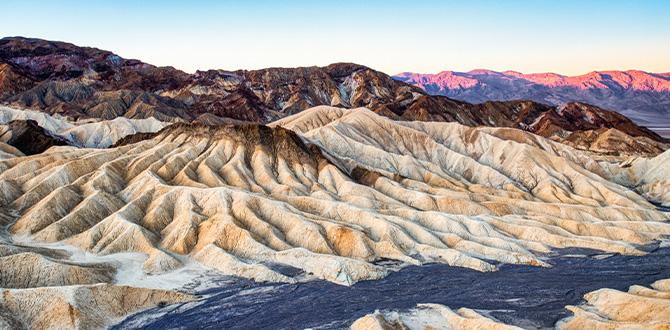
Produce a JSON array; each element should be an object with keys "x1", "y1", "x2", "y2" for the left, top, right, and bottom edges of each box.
[
  {"x1": 0, "y1": 284, "x2": 194, "y2": 329},
  {"x1": 351, "y1": 304, "x2": 521, "y2": 330},
  {"x1": 1, "y1": 36, "x2": 669, "y2": 330},
  {"x1": 0, "y1": 207, "x2": 194, "y2": 329},
  {"x1": 618, "y1": 149, "x2": 670, "y2": 207},
  {"x1": 0, "y1": 105, "x2": 169, "y2": 148},
  {"x1": 351, "y1": 279, "x2": 670, "y2": 330},
  {"x1": 0, "y1": 105, "x2": 668, "y2": 329},
  {"x1": 557, "y1": 278, "x2": 670, "y2": 329},
  {"x1": 0, "y1": 119, "x2": 69, "y2": 154},
  {"x1": 1, "y1": 106, "x2": 668, "y2": 285}
]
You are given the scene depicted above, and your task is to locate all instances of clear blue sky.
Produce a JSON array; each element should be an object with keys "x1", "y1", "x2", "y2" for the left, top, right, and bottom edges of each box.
[{"x1": 1, "y1": 0, "x2": 669, "y2": 75}]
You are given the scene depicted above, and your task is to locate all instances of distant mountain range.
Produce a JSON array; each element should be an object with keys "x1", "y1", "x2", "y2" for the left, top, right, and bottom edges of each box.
[
  {"x1": 0, "y1": 36, "x2": 666, "y2": 155},
  {"x1": 394, "y1": 69, "x2": 670, "y2": 134}
]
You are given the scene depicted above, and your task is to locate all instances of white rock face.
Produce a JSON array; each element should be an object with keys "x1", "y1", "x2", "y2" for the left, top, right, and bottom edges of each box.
[
  {"x1": 557, "y1": 278, "x2": 670, "y2": 329},
  {"x1": 350, "y1": 304, "x2": 521, "y2": 330},
  {"x1": 0, "y1": 106, "x2": 75, "y2": 132},
  {"x1": 624, "y1": 150, "x2": 670, "y2": 207},
  {"x1": 0, "y1": 105, "x2": 669, "y2": 329},
  {"x1": 0, "y1": 106, "x2": 170, "y2": 148}
]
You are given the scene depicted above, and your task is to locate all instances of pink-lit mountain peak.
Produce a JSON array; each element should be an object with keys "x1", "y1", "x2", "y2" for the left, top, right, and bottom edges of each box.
[
  {"x1": 397, "y1": 69, "x2": 670, "y2": 92},
  {"x1": 563, "y1": 70, "x2": 670, "y2": 91},
  {"x1": 393, "y1": 69, "x2": 670, "y2": 131}
]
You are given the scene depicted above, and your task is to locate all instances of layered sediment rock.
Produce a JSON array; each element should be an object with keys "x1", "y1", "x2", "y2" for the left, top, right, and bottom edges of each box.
[
  {"x1": 0, "y1": 284, "x2": 194, "y2": 329},
  {"x1": 557, "y1": 279, "x2": 670, "y2": 329},
  {"x1": 625, "y1": 150, "x2": 670, "y2": 207},
  {"x1": 0, "y1": 106, "x2": 668, "y2": 329},
  {"x1": 0, "y1": 105, "x2": 169, "y2": 148},
  {"x1": 351, "y1": 304, "x2": 521, "y2": 330},
  {"x1": 0, "y1": 119, "x2": 69, "y2": 154},
  {"x1": 1, "y1": 106, "x2": 668, "y2": 288},
  {"x1": 0, "y1": 207, "x2": 195, "y2": 329}
]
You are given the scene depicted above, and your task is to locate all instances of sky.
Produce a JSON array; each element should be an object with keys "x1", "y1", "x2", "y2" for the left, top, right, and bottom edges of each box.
[{"x1": 1, "y1": 0, "x2": 669, "y2": 75}]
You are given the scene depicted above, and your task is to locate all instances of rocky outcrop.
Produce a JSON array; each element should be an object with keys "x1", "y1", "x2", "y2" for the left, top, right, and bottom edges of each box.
[
  {"x1": 529, "y1": 102, "x2": 661, "y2": 140},
  {"x1": 618, "y1": 149, "x2": 670, "y2": 207},
  {"x1": 0, "y1": 284, "x2": 194, "y2": 330},
  {"x1": 238, "y1": 63, "x2": 421, "y2": 115},
  {"x1": 562, "y1": 128, "x2": 668, "y2": 156},
  {"x1": 0, "y1": 60, "x2": 35, "y2": 99},
  {"x1": 351, "y1": 278, "x2": 670, "y2": 330},
  {"x1": 0, "y1": 37, "x2": 194, "y2": 121},
  {"x1": 351, "y1": 304, "x2": 521, "y2": 330},
  {"x1": 0, "y1": 105, "x2": 170, "y2": 148},
  {"x1": 0, "y1": 37, "x2": 189, "y2": 90},
  {"x1": 557, "y1": 278, "x2": 670, "y2": 329},
  {"x1": 353, "y1": 278, "x2": 670, "y2": 330}
]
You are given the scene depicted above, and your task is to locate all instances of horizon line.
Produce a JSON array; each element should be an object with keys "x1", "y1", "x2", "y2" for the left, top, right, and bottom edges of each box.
[{"x1": 3, "y1": 35, "x2": 670, "y2": 78}]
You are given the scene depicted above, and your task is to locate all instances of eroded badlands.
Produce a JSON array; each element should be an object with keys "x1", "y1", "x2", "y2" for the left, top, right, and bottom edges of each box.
[
  {"x1": 0, "y1": 106, "x2": 668, "y2": 328},
  {"x1": 0, "y1": 106, "x2": 169, "y2": 148}
]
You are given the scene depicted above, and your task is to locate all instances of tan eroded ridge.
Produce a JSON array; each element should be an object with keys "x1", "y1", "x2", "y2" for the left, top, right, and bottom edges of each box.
[
  {"x1": 0, "y1": 106, "x2": 667, "y2": 288},
  {"x1": 0, "y1": 106, "x2": 668, "y2": 329},
  {"x1": 0, "y1": 284, "x2": 194, "y2": 329},
  {"x1": 0, "y1": 208, "x2": 194, "y2": 330},
  {"x1": 351, "y1": 303, "x2": 522, "y2": 330},
  {"x1": 557, "y1": 278, "x2": 670, "y2": 329}
]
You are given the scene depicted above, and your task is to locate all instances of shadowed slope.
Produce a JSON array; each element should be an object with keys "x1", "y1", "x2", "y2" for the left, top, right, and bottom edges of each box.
[{"x1": 0, "y1": 119, "x2": 69, "y2": 154}]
